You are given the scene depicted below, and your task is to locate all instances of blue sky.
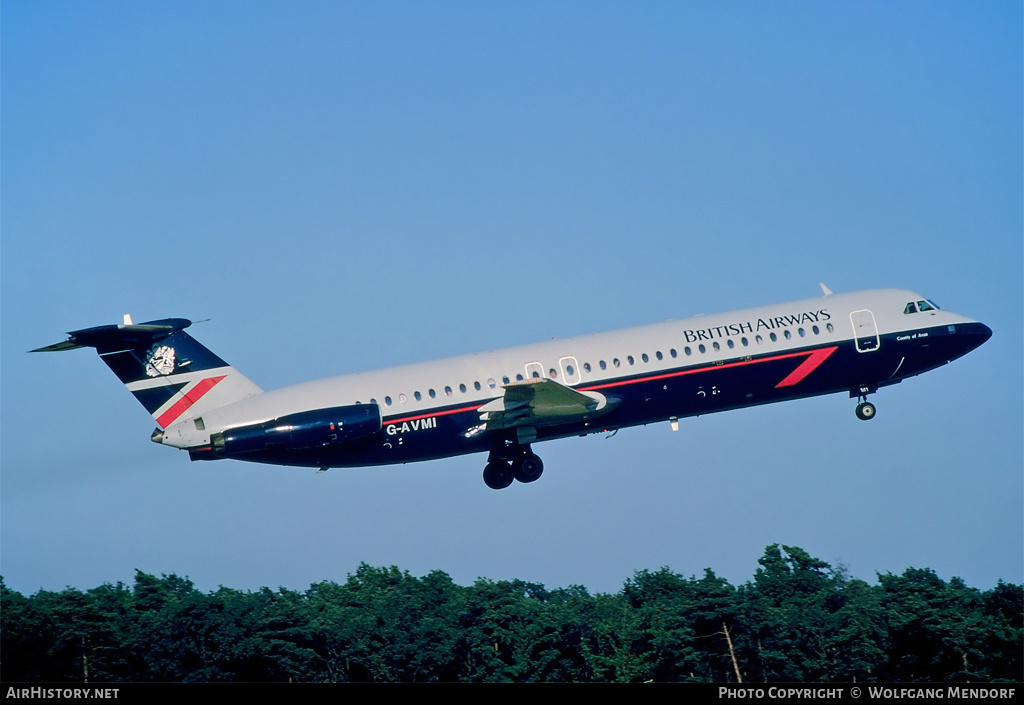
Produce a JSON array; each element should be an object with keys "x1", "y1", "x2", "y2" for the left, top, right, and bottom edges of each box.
[{"x1": 3, "y1": 1, "x2": 1021, "y2": 597}]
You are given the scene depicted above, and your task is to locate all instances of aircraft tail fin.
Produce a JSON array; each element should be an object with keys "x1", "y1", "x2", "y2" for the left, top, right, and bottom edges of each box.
[{"x1": 32, "y1": 317, "x2": 262, "y2": 429}]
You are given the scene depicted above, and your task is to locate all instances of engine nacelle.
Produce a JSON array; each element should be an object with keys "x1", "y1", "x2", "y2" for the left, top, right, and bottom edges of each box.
[{"x1": 210, "y1": 404, "x2": 381, "y2": 456}]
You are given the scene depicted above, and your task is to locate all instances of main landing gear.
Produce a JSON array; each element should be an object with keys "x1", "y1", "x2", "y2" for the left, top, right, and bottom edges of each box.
[{"x1": 482, "y1": 446, "x2": 544, "y2": 490}]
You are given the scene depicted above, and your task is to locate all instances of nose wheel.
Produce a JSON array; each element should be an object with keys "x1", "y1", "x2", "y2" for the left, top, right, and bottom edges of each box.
[
  {"x1": 482, "y1": 447, "x2": 544, "y2": 489},
  {"x1": 851, "y1": 386, "x2": 877, "y2": 421}
]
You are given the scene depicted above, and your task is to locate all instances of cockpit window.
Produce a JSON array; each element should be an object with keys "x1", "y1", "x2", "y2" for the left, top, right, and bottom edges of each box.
[{"x1": 905, "y1": 299, "x2": 941, "y2": 314}]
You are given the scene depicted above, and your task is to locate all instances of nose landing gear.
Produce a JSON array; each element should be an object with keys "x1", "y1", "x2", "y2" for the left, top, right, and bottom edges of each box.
[
  {"x1": 851, "y1": 386, "x2": 877, "y2": 421},
  {"x1": 482, "y1": 446, "x2": 544, "y2": 489},
  {"x1": 855, "y1": 400, "x2": 876, "y2": 420}
]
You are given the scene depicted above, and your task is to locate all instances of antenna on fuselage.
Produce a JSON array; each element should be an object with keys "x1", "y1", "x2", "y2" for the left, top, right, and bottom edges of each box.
[{"x1": 819, "y1": 283, "x2": 833, "y2": 296}]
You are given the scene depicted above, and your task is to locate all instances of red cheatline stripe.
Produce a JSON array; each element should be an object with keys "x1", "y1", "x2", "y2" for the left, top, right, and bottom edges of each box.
[
  {"x1": 581, "y1": 346, "x2": 839, "y2": 392},
  {"x1": 156, "y1": 375, "x2": 227, "y2": 428},
  {"x1": 774, "y1": 346, "x2": 838, "y2": 388},
  {"x1": 381, "y1": 345, "x2": 839, "y2": 424},
  {"x1": 385, "y1": 404, "x2": 483, "y2": 426}
]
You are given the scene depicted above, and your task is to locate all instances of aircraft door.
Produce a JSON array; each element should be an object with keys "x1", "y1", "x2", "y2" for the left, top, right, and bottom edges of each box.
[
  {"x1": 559, "y1": 356, "x2": 582, "y2": 385},
  {"x1": 850, "y1": 309, "x2": 880, "y2": 353}
]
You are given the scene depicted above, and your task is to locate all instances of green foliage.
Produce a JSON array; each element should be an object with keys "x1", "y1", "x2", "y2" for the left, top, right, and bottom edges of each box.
[
  {"x1": 2, "y1": 548, "x2": 1020, "y2": 683},
  {"x1": 737, "y1": 544, "x2": 886, "y2": 682},
  {"x1": 875, "y1": 569, "x2": 1022, "y2": 682}
]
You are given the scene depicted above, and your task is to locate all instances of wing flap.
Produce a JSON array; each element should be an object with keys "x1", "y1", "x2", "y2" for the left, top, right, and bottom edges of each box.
[{"x1": 478, "y1": 379, "x2": 617, "y2": 430}]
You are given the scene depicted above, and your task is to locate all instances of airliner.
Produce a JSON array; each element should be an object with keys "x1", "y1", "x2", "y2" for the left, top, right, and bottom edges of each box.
[{"x1": 33, "y1": 286, "x2": 991, "y2": 489}]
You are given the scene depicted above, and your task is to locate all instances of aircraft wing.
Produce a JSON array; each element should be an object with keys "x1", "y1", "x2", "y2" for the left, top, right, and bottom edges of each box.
[{"x1": 474, "y1": 379, "x2": 618, "y2": 431}]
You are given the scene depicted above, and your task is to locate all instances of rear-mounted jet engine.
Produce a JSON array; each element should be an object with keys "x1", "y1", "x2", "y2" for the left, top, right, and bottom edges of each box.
[{"x1": 206, "y1": 404, "x2": 381, "y2": 457}]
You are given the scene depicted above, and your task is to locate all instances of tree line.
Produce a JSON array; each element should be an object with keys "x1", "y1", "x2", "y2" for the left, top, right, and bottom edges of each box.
[{"x1": 2, "y1": 544, "x2": 1020, "y2": 682}]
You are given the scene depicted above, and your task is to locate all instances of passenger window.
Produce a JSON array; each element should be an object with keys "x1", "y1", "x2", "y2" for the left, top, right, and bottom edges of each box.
[
  {"x1": 784, "y1": 330, "x2": 792, "y2": 340},
  {"x1": 414, "y1": 391, "x2": 421, "y2": 401},
  {"x1": 502, "y1": 376, "x2": 510, "y2": 385},
  {"x1": 670, "y1": 349, "x2": 677, "y2": 358},
  {"x1": 627, "y1": 356, "x2": 635, "y2": 365},
  {"x1": 399, "y1": 393, "x2": 408, "y2": 404},
  {"x1": 812, "y1": 326, "x2": 820, "y2": 335},
  {"x1": 429, "y1": 389, "x2": 436, "y2": 398},
  {"x1": 642, "y1": 353, "x2": 649, "y2": 363},
  {"x1": 599, "y1": 360, "x2": 607, "y2": 370},
  {"x1": 445, "y1": 386, "x2": 453, "y2": 396},
  {"x1": 741, "y1": 337, "x2": 749, "y2": 346},
  {"x1": 385, "y1": 396, "x2": 392, "y2": 406},
  {"x1": 549, "y1": 368, "x2": 557, "y2": 379},
  {"x1": 685, "y1": 347, "x2": 692, "y2": 356},
  {"x1": 474, "y1": 381, "x2": 481, "y2": 390},
  {"x1": 826, "y1": 323, "x2": 834, "y2": 333},
  {"x1": 699, "y1": 344, "x2": 706, "y2": 353},
  {"x1": 488, "y1": 378, "x2": 496, "y2": 389},
  {"x1": 459, "y1": 383, "x2": 467, "y2": 393},
  {"x1": 727, "y1": 339, "x2": 735, "y2": 349},
  {"x1": 712, "y1": 342, "x2": 720, "y2": 351},
  {"x1": 583, "y1": 363, "x2": 591, "y2": 372},
  {"x1": 656, "y1": 351, "x2": 663, "y2": 360},
  {"x1": 516, "y1": 373, "x2": 525, "y2": 382},
  {"x1": 770, "y1": 332, "x2": 778, "y2": 342},
  {"x1": 613, "y1": 358, "x2": 621, "y2": 367}
]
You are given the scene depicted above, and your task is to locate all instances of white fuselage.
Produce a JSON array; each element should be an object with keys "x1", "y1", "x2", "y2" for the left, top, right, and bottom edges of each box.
[{"x1": 166, "y1": 288, "x2": 981, "y2": 452}]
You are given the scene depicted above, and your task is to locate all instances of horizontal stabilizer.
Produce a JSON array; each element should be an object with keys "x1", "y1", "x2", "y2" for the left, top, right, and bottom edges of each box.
[
  {"x1": 30, "y1": 319, "x2": 192, "y2": 354},
  {"x1": 31, "y1": 339, "x2": 86, "y2": 353},
  {"x1": 32, "y1": 316, "x2": 261, "y2": 429}
]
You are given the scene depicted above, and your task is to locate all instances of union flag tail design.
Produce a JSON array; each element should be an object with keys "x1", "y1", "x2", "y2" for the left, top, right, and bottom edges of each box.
[{"x1": 32, "y1": 317, "x2": 262, "y2": 428}]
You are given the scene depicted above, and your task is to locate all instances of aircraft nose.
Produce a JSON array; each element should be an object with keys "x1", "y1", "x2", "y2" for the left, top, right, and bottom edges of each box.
[
  {"x1": 966, "y1": 321, "x2": 993, "y2": 350},
  {"x1": 979, "y1": 323, "x2": 993, "y2": 342}
]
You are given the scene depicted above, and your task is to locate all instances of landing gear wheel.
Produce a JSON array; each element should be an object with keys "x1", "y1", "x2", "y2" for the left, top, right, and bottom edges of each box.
[
  {"x1": 483, "y1": 461, "x2": 514, "y2": 490},
  {"x1": 513, "y1": 452, "x2": 544, "y2": 483},
  {"x1": 856, "y1": 401, "x2": 876, "y2": 421}
]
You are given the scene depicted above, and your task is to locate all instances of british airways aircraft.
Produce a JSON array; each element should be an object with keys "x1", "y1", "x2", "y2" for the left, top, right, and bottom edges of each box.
[{"x1": 34, "y1": 287, "x2": 990, "y2": 489}]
